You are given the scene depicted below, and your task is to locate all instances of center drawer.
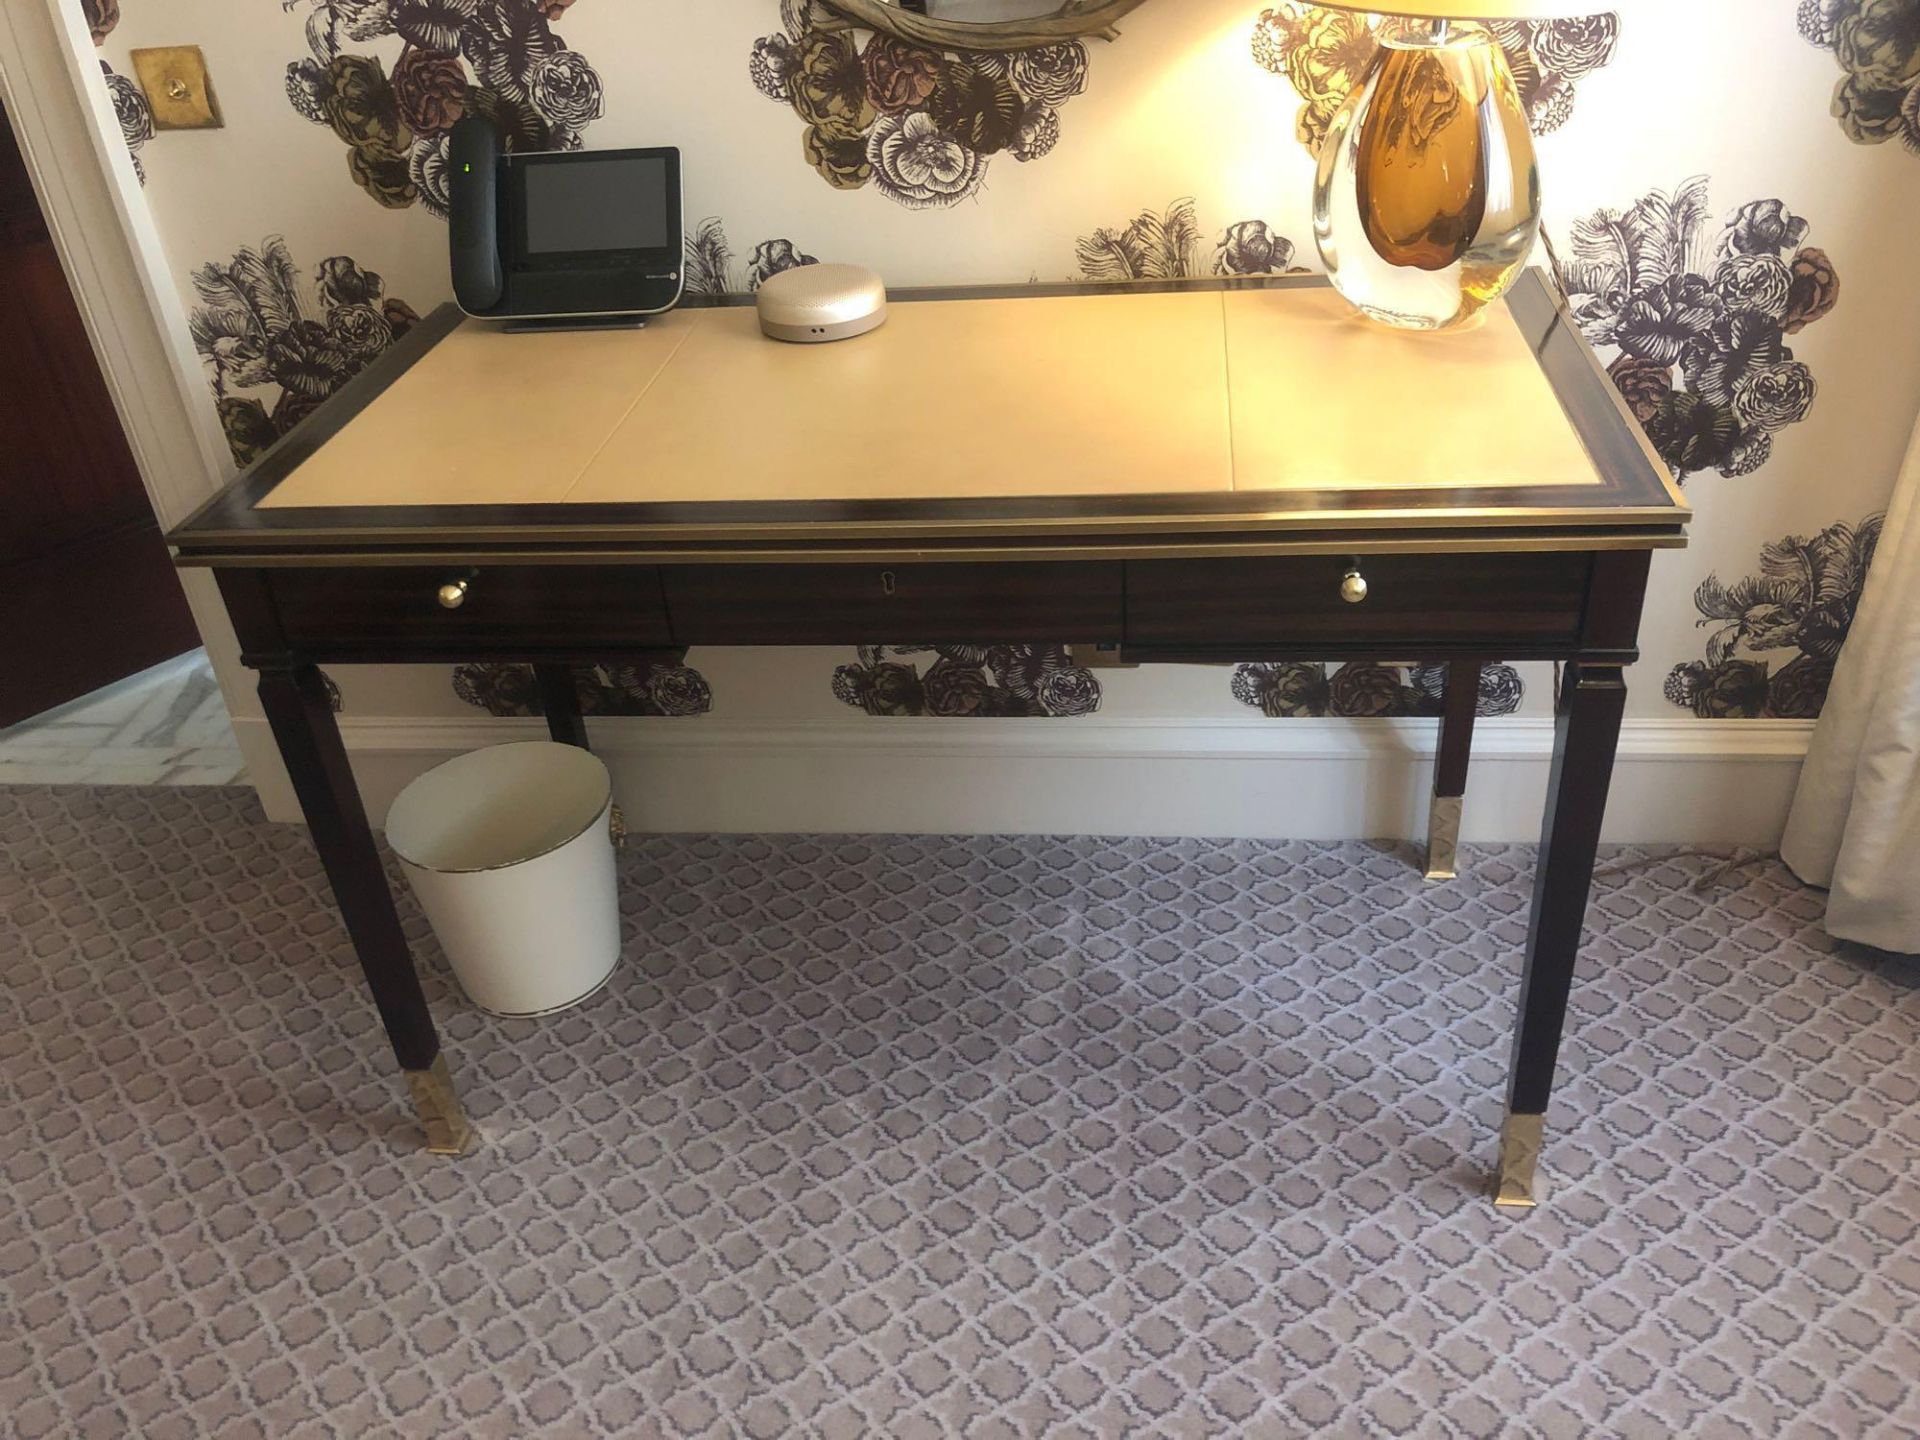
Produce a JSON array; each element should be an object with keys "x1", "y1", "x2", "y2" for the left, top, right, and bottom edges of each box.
[
  {"x1": 664, "y1": 562, "x2": 1124, "y2": 645},
  {"x1": 1126, "y1": 552, "x2": 1592, "y2": 651}
]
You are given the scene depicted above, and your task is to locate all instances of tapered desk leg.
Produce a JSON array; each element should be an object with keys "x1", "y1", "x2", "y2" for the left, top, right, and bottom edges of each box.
[
  {"x1": 530, "y1": 662, "x2": 625, "y2": 843},
  {"x1": 1426, "y1": 661, "x2": 1480, "y2": 880},
  {"x1": 533, "y1": 664, "x2": 590, "y2": 750},
  {"x1": 1497, "y1": 660, "x2": 1627, "y2": 1206},
  {"x1": 257, "y1": 664, "x2": 475, "y2": 1155}
]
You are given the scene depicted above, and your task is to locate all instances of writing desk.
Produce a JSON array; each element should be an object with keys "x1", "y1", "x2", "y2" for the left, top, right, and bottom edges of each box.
[{"x1": 171, "y1": 273, "x2": 1689, "y2": 1205}]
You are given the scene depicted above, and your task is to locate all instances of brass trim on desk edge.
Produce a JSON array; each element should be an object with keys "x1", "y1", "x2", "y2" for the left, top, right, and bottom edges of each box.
[
  {"x1": 1508, "y1": 279, "x2": 1690, "y2": 518},
  {"x1": 173, "y1": 531, "x2": 1688, "y2": 569},
  {"x1": 179, "y1": 499, "x2": 1693, "y2": 552}
]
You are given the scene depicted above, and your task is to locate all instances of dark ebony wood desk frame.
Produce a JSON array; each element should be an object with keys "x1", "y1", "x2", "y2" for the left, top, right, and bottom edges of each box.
[{"x1": 171, "y1": 273, "x2": 1688, "y2": 1206}]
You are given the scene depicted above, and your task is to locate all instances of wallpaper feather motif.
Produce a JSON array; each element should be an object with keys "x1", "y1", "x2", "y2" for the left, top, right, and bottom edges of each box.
[
  {"x1": 1564, "y1": 180, "x2": 1837, "y2": 481},
  {"x1": 682, "y1": 219, "x2": 821, "y2": 297},
  {"x1": 187, "y1": 238, "x2": 420, "y2": 466},
  {"x1": 1665, "y1": 514, "x2": 1883, "y2": 719},
  {"x1": 1075, "y1": 199, "x2": 1305, "y2": 281}
]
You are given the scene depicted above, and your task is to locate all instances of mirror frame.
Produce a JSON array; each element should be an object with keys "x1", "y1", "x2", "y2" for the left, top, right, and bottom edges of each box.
[{"x1": 816, "y1": 0, "x2": 1150, "y2": 52}]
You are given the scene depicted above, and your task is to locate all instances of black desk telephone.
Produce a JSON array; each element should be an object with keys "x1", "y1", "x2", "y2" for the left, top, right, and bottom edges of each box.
[{"x1": 448, "y1": 117, "x2": 683, "y2": 330}]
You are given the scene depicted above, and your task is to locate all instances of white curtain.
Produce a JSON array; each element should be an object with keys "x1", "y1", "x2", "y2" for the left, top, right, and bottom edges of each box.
[{"x1": 1780, "y1": 411, "x2": 1920, "y2": 954}]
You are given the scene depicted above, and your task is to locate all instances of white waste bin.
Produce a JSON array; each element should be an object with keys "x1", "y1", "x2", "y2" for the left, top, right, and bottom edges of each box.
[{"x1": 384, "y1": 741, "x2": 620, "y2": 1017}]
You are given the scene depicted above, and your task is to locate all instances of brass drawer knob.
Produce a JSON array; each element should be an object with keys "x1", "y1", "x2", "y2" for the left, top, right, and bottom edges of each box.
[
  {"x1": 437, "y1": 578, "x2": 471, "y2": 610},
  {"x1": 1340, "y1": 567, "x2": 1369, "y2": 605}
]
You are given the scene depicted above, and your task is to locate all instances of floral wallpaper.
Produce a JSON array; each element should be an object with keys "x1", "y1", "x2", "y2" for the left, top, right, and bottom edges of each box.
[
  {"x1": 282, "y1": 0, "x2": 605, "y2": 215},
  {"x1": 100, "y1": 63, "x2": 151, "y2": 184},
  {"x1": 187, "y1": 237, "x2": 421, "y2": 466},
  {"x1": 84, "y1": 0, "x2": 147, "y2": 181},
  {"x1": 1800, "y1": 0, "x2": 1920, "y2": 150},
  {"x1": 834, "y1": 646, "x2": 1101, "y2": 718},
  {"x1": 454, "y1": 659, "x2": 713, "y2": 719},
  {"x1": 1563, "y1": 179, "x2": 1838, "y2": 482},
  {"x1": 82, "y1": 0, "x2": 1920, "y2": 743},
  {"x1": 1234, "y1": 663, "x2": 1525, "y2": 720},
  {"x1": 1665, "y1": 514, "x2": 1883, "y2": 719},
  {"x1": 1252, "y1": 4, "x2": 1619, "y2": 152},
  {"x1": 1075, "y1": 197, "x2": 1305, "y2": 281},
  {"x1": 684, "y1": 218, "x2": 820, "y2": 297},
  {"x1": 82, "y1": 0, "x2": 119, "y2": 45},
  {"x1": 751, "y1": 5, "x2": 1093, "y2": 206}
]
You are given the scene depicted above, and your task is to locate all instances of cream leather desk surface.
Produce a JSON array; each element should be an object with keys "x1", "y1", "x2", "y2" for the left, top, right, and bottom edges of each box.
[{"x1": 259, "y1": 286, "x2": 1603, "y2": 511}]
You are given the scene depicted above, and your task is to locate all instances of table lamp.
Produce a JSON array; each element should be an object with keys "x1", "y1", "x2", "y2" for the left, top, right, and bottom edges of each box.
[{"x1": 1306, "y1": 1, "x2": 1611, "y2": 331}]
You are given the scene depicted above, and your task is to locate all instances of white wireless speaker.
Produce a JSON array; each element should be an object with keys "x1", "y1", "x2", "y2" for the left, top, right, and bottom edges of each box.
[{"x1": 756, "y1": 263, "x2": 888, "y2": 344}]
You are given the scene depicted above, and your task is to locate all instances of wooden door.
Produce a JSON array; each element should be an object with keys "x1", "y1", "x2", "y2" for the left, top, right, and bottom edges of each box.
[{"x1": 0, "y1": 96, "x2": 197, "y2": 728}]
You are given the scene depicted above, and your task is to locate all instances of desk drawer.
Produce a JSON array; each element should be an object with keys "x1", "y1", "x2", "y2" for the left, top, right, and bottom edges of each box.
[
  {"x1": 268, "y1": 565, "x2": 674, "y2": 656},
  {"x1": 1126, "y1": 553, "x2": 1591, "y2": 650},
  {"x1": 665, "y1": 562, "x2": 1124, "y2": 645}
]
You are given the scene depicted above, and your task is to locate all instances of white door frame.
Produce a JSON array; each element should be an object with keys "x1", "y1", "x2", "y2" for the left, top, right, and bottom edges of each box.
[{"x1": 0, "y1": 1, "x2": 291, "y2": 804}]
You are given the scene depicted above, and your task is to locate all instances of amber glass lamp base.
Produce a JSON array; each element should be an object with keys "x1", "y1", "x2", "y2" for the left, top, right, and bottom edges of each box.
[{"x1": 1312, "y1": 20, "x2": 1540, "y2": 331}]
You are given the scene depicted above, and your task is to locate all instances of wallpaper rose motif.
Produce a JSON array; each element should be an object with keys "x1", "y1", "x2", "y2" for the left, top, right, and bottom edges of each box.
[
  {"x1": 1664, "y1": 514, "x2": 1883, "y2": 719},
  {"x1": 1562, "y1": 177, "x2": 1837, "y2": 481},
  {"x1": 1251, "y1": 4, "x2": 1619, "y2": 152},
  {"x1": 454, "y1": 658, "x2": 714, "y2": 719},
  {"x1": 751, "y1": 7, "x2": 1093, "y2": 206},
  {"x1": 1233, "y1": 663, "x2": 1525, "y2": 719},
  {"x1": 1800, "y1": 0, "x2": 1920, "y2": 151},
  {"x1": 833, "y1": 646, "x2": 1101, "y2": 718},
  {"x1": 282, "y1": 0, "x2": 604, "y2": 213},
  {"x1": 1076, "y1": 198, "x2": 1305, "y2": 281},
  {"x1": 187, "y1": 237, "x2": 420, "y2": 466},
  {"x1": 684, "y1": 218, "x2": 820, "y2": 297},
  {"x1": 82, "y1": 0, "x2": 120, "y2": 46},
  {"x1": 101, "y1": 62, "x2": 152, "y2": 185}
]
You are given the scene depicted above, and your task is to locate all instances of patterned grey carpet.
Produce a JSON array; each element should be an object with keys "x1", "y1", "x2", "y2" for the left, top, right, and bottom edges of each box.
[{"x1": 3, "y1": 785, "x2": 1918, "y2": 1438}]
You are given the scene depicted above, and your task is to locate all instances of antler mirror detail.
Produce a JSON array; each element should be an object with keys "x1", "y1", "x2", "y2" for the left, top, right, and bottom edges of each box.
[{"x1": 816, "y1": 0, "x2": 1151, "y2": 52}]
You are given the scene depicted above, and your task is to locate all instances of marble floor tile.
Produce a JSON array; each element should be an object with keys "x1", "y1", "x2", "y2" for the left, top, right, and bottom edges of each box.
[{"x1": 0, "y1": 652, "x2": 247, "y2": 788}]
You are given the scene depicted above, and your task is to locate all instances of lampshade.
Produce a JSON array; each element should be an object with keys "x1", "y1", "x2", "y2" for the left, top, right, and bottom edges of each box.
[{"x1": 1305, "y1": 1, "x2": 1628, "y2": 19}]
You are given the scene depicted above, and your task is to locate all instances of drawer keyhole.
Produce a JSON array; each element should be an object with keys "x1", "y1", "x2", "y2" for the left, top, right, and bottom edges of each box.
[{"x1": 880, "y1": 570, "x2": 898, "y2": 597}]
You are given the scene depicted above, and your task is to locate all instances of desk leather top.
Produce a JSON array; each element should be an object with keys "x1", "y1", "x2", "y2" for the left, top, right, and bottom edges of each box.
[
  {"x1": 170, "y1": 274, "x2": 1688, "y2": 562},
  {"x1": 259, "y1": 286, "x2": 1604, "y2": 511}
]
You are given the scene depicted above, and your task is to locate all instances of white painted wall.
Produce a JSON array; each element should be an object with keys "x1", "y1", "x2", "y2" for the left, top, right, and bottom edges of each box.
[{"x1": 291, "y1": 713, "x2": 1810, "y2": 846}]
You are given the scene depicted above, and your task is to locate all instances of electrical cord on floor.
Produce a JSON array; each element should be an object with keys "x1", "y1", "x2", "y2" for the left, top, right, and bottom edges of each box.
[
  {"x1": 1532, "y1": 662, "x2": 1777, "y2": 894},
  {"x1": 1590, "y1": 846, "x2": 1773, "y2": 892}
]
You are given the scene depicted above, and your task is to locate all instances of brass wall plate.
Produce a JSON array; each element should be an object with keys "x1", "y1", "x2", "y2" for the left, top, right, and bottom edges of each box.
[{"x1": 129, "y1": 46, "x2": 222, "y2": 131}]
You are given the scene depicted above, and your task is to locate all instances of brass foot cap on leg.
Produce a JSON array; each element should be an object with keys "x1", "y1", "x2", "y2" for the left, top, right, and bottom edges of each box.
[
  {"x1": 1425, "y1": 794, "x2": 1463, "y2": 881},
  {"x1": 405, "y1": 1054, "x2": 477, "y2": 1156},
  {"x1": 1493, "y1": 1112, "x2": 1544, "y2": 1208}
]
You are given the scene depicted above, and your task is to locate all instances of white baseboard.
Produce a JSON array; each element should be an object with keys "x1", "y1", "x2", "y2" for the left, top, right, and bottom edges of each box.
[{"x1": 234, "y1": 714, "x2": 1812, "y2": 846}]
